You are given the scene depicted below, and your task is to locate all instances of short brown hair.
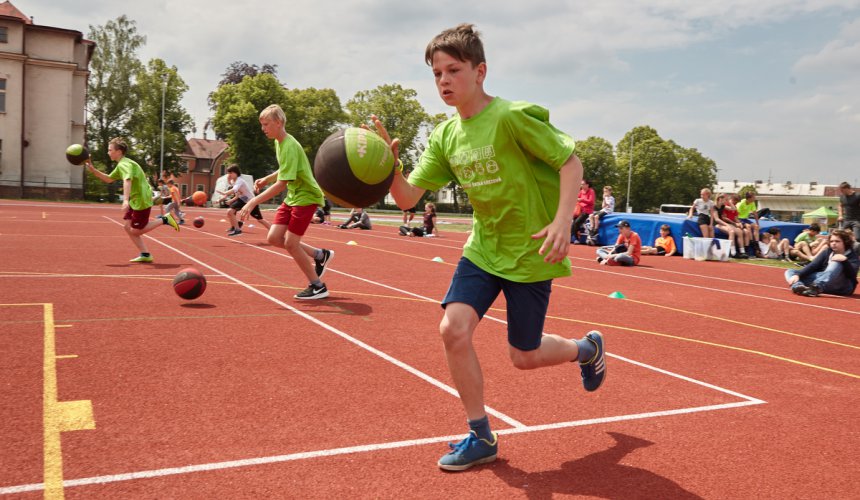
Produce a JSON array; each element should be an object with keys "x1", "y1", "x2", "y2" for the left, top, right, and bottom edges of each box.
[
  {"x1": 839, "y1": 181, "x2": 852, "y2": 189},
  {"x1": 830, "y1": 229, "x2": 855, "y2": 247},
  {"x1": 227, "y1": 165, "x2": 241, "y2": 175},
  {"x1": 109, "y1": 137, "x2": 128, "y2": 154},
  {"x1": 425, "y1": 23, "x2": 486, "y2": 67}
]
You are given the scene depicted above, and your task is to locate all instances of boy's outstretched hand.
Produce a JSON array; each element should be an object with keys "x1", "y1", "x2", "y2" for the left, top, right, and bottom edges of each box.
[
  {"x1": 366, "y1": 115, "x2": 401, "y2": 159},
  {"x1": 532, "y1": 218, "x2": 571, "y2": 264}
]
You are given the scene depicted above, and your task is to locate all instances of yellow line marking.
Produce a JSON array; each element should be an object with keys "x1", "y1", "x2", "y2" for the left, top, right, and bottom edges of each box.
[
  {"x1": 32, "y1": 303, "x2": 93, "y2": 500},
  {"x1": 42, "y1": 212, "x2": 47, "y2": 219},
  {"x1": 553, "y1": 283, "x2": 860, "y2": 351},
  {"x1": 55, "y1": 354, "x2": 78, "y2": 359},
  {"x1": 55, "y1": 325, "x2": 73, "y2": 328},
  {"x1": 541, "y1": 313, "x2": 860, "y2": 380}
]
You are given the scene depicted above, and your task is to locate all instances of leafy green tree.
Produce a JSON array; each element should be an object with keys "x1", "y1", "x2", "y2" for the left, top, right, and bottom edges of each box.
[
  {"x1": 86, "y1": 15, "x2": 146, "y2": 199},
  {"x1": 575, "y1": 136, "x2": 618, "y2": 195},
  {"x1": 614, "y1": 126, "x2": 717, "y2": 212},
  {"x1": 209, "y1": 73, "x2": 290, "y2": 179},
  {"x1": 283, "y1": 87, "x2": 346, "y2": 162},
  {"x1": 127, "y1": 59, "x2": 194, "y2": 177},
  {"x1": 208, "y1": 61, "x2": 279, "y2": 111},
  {"x1": 738, "y1": 185, "x2": 758, "y2": 198}
]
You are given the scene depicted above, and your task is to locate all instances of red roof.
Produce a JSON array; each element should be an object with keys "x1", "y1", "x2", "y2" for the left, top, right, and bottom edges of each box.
[
  {"x1": 0, "y1": 1, "x2": 30, "y2": 23},
  {"x1": 183, "y1": 138, "x2": 228, "y2": 160}
]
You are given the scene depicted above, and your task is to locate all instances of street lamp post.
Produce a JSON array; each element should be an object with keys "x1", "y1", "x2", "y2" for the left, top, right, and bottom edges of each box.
[
  {"x1": 625, "y1": 133, "x2": 634, "y2": 213},
  {"x1": 159, "y1": 73, "x2": 168, "y2": 181}
]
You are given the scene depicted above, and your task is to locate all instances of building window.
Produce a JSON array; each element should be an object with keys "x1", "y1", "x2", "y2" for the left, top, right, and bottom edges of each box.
[
  {"x1": 0, "y1": 78, "x2": 6, "y2": 113},
  {"x1": 181, "y1": 184, "x2": 188, "y2": 197},
  {"x1": 0, "y1": 26, "x2": 8, "y2": 43},
  {"x1": 196, "y1": 184, "x2": 204, "y2": 193}
]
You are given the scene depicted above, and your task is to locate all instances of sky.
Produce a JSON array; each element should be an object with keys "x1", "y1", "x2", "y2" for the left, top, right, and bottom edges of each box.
[{"x1": 16, "y1": 0, "x2": 860, "y2": 185}]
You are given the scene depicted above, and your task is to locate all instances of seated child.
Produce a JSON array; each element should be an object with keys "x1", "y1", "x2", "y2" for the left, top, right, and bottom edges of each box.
[
  {"x1": 641, "y1": 224, "x2": 677, "y2": 256},
  {"x1": 400, "y1": 202, "x2": 438, "y2": 237},
  {"x1": 759, "y1": 228, "x2": 791, "y2": 260}
]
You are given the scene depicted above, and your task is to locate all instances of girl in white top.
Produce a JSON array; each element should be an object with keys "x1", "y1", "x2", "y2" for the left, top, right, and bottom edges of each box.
[{"x1": 687, "y1": 188, "x2": 717, "y2": 238}]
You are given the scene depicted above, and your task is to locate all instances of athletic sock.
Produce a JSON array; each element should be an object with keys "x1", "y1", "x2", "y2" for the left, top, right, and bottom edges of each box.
[
  {"x1": 314, "y1": 249, "x2": 324, "y2": 261},
  {"x1": 468, "y1": 415, "x2": 493, "y2": 441},
  {"x1": 574, "y1": 337, "x2": 597, "y2": 363},
  {"x1": 311, "y1": 279, "x2": 323, "y2": 287},
  {"x1": 238, "y1": 221, "x2": 244, "y2": 229},
  {"x1": 160, "y1": 216, "x2": 168, "y2": 224},
  {"x1": 141, "y1": 253, "x2": 150, "y2": 257}
]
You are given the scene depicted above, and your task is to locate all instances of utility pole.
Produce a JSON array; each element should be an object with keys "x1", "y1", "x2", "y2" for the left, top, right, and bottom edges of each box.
[
  {"x1": 626, "y1": 133, "x2": 634, "y2": 213},
  {"x1": 159, "y1": 73, "x2": 169, "y2": 181}
]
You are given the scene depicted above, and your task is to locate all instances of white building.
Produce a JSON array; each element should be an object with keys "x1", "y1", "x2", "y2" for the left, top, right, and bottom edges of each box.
[
  {"x1": 0, "y1": 1, "x2": 93, "y2": 199},
  {"x1": 715, "y1": 179, "x2": 840, "y2": 222}
]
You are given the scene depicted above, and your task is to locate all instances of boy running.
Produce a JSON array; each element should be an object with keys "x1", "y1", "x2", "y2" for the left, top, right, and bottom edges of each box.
[
  {"x1": 217, "y1": 165, "x2": 272, "y2": 236},
  {"x1": 377, "y1": 24, "x2": 606, "y2": 471},
  {"x1": 238, "y1": 104, "x2": 334, "y2": 300},
  {"x1": 82, "y1": 137, "x2": 180, "y2": 262}
]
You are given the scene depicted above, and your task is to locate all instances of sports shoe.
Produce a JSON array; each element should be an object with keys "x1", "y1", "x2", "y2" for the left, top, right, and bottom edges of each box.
[
  {"x1": 295, "y1": 282, "x2": 329, "y2": 300},
  {"x1": 129, "y1": 255, "x2": 153, "y2": 263},
  {"x1": 437, "y1": 431, "x2": 498, "y2": 471},
  {"x1": 314, "y1": 249, "x2": 334, "y2": 278},
  {"x1": 227, "y1": 228, "x2": 242, "y2": 236},
  {"x1": 802, "y1": 285, "x2": 821, "y2": 297},
  {"x1": 163, "y1": 213, "x2": 180, "y2": 232},
  {"x1": 792, "y1": 283, "x2": 810, "y2": 295},
  {"x1": 579, "y1": 331, "x2": 606, "y2": 392}
]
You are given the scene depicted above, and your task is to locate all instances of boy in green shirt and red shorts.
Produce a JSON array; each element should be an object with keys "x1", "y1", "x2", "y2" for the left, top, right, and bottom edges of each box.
[
  {"x1": 238, "y1": 104, "x2": 334, "y2": 300},
  {"x1": 378, "y1": 24, "x2": 606, "y2": 471},
  {"x1": 82, "y1": 137, "x2": 180, "y2": 262}
]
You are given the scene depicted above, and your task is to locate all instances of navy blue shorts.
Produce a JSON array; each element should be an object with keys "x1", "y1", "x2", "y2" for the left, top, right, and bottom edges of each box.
[{"x1": 442, "y1": 257, "x2": 552, "y2": 351}]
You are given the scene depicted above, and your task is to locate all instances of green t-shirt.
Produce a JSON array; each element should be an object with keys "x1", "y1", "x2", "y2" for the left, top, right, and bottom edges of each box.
[
  {"x1": 409, "y1": 98, "x2": 575, "y2": 282},
  {"x1": 275, "y1": 135, "x2": 325, "y2": 207},
  {"x1": 736, "y1": 199, "x2": 757, "y2": 219},
  {"x1": 795, "y1": 232, "x2": 815, "y2": 244},
  {"x1": 109, "y1": 157, "x2": 152, "y2": 211}
]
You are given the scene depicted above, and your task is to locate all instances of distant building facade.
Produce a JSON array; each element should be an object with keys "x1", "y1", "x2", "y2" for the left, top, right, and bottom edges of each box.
[
  {"x1": 715, "y1": 179, "x2": 839, "y2": 222},
  {"x1": 177, "y1": 138, "x2": 229, "y2": 200},
  {"x1": 0, "y1": 1, "x2": 94, "y2": 199}
]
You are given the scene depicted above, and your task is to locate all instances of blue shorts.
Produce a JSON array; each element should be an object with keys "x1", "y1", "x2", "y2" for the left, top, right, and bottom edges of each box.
[{"x1": 442, "y1": 257, "x2": 552, "y2": 351}]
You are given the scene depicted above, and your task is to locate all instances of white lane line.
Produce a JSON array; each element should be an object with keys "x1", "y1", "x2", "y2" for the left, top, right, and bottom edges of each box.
[
  {"x1": 568, "y1": 265, "x2": 860, "y2": 316},
  {"x1": 102, "y1": 217, "x2": 526, "y2": 430},
  {"x1": 0, "y1": 399, "x2": 763, "y2": 495},
  {"x1": 186, "y1": 224, "x2": 765, "y2": 404}
]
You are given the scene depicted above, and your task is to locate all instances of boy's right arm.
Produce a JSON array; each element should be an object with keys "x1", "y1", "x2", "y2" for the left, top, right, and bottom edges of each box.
[
  {"x1": 82, "y1": 159, "x2": 114, "y2": 184},
  {"x1": 369, "y1": 115, "x2": 426, "y2": 209}
]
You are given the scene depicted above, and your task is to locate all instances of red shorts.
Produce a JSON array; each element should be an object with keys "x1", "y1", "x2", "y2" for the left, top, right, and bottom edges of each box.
[
  {"x1": 273, "y1": 204, "x2": 317, "y2": 236},
  {"x1": 124, "y1": 207, "x2": 152, "y2": 230}
]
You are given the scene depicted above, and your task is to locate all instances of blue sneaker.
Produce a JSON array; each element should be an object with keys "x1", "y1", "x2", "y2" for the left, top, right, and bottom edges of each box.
[
  {"x1": 437, "y1": 431, "x2": 498, "y2": 471},
  {"x1": 579, "y1": 331, "x2": 606, "y2": 392}
]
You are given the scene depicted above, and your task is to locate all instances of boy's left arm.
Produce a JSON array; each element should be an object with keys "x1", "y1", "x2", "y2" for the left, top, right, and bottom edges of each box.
[{"x1": 532, "y1": 153, "x2": 583, "y2": 263}]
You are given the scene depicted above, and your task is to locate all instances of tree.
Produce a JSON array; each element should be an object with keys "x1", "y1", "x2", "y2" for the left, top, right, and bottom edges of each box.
[
  {"x1": 575, "y1": 136, "x2": 618, "y2": 194},
  {"x1": 127, "y1": 59, "x2": 194, "y2": 177},
  {"x1": 345, "y1": 84, "x2": 437, "y2": 172},
  {"x1": 283, "y1": 87, "x2": 346, "y2": 162},
  {"x1": 614, "y1": 126, "x2": 717, "y2": 213},
  {"x1": 217, "y1": 61, "x2": 278, "y2": 87},
  {"x1": 208, "y1": 61, "x2": 279, "y2": 111},
  {"x1": 209, "y1": 73, "x2": 290, "y2": 179},
  {"x1": 738, "y1": 185, "x2": 758, "y2": 198},
  {"x1": 86, "y1": 15, "x2": 146, "y2": 199}
]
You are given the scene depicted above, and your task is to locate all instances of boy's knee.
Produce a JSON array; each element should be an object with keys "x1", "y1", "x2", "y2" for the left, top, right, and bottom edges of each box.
[
  {"x1": 439, "y1": 317, "x2": 473, "y2": 350},
  {"x1": 509, "y1": 348, "x2": 540, "y2": 370}
]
